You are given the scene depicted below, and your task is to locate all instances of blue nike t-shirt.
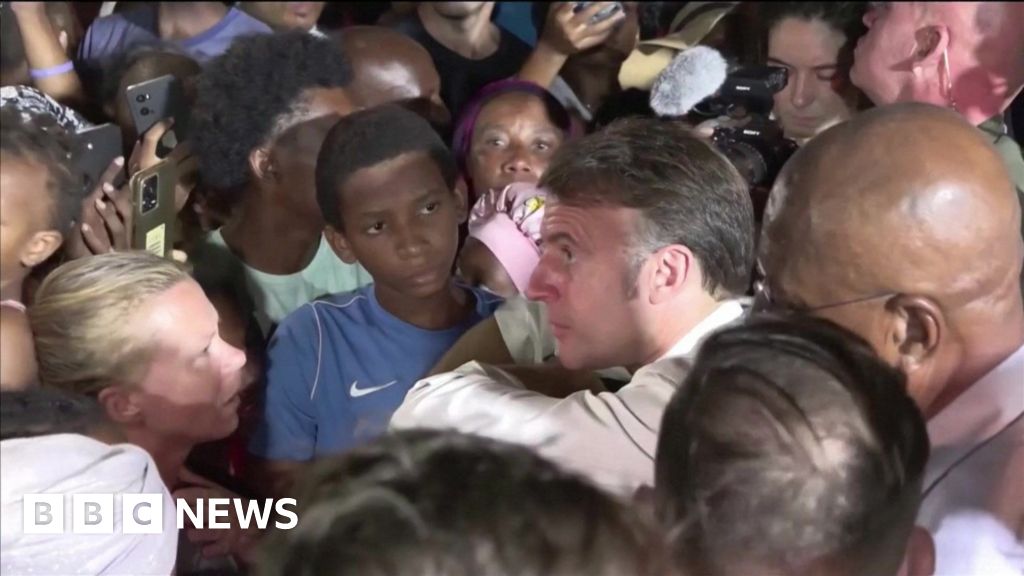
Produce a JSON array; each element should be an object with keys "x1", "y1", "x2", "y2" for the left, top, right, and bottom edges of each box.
[{"x1": 249, "y1": 283, "x2": 503, "y2": 460}]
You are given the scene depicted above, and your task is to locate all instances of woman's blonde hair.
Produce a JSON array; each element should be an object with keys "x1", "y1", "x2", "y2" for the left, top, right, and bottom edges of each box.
[{"x1": 30, "y1": 252, "x2": 192, "y2": 395}]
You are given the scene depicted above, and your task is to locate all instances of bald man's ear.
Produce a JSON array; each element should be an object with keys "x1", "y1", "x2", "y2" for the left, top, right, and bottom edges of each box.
[
  {"x1": 249, "y1": 146, "x2": 276, "y2": 185},
  {"x1": 648, "y1": 245, "x2": 692, "y2": 305},
  {"x1": 912, "y1": 25, "x2": 949, "y2": 68},
  {"x1": 889, "y1": 294, "x2": 943, "y2": 375}
]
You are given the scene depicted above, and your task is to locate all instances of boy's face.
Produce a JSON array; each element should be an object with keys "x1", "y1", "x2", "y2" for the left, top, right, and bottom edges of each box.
[
  {"x1": 0, "y1": 154, "x2": 62, "y2": 285},
  {"x1": 327, "y1": 152, "x2": 466, "y2": 300}
]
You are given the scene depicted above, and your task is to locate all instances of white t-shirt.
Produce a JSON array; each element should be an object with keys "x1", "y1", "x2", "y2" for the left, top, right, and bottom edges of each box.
[{"x1": 918, "y1": 343, "x2": 1024, "y2": 575}]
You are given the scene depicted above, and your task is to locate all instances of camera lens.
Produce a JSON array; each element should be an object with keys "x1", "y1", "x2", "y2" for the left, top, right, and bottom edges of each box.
[
  {"x1": 135, "y1": 94, "x2": 149, "y2": 103},
  {"x1": 141, "y1": 175, "x2": 159, "y2": 213},
  {"x1": 140, "y1": 108, "x2": 150, "y2": 116}
]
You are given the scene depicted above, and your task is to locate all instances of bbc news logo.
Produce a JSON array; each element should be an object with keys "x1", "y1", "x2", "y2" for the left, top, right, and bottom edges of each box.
[{"x1": 23, "y1": 494, "x2": 298, "y2": 534}]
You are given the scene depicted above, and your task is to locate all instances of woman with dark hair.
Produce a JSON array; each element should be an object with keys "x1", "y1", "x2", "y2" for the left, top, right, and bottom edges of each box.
[{"x1": 762, "y1": 2, "x2": 868, "y2": 144}]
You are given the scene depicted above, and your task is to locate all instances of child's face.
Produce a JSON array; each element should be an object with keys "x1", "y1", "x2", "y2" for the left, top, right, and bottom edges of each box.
[
  {"x1": 328, "y1": 152, "x2": 467, "y2": 300},
  {"x1": 468, "y1": 92, "x2": 564, "y2": 196},
  {"x1": 0, "y1": 155, "x2": 62, "y2": 285},
  {"x1": 456, "y1": 237, "x2": 518, "y2": 298}
]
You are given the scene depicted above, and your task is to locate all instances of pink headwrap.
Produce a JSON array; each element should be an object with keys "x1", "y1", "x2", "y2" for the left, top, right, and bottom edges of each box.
[{"x1": 468, "y1": 183, "x2": 548, "y2": 293}]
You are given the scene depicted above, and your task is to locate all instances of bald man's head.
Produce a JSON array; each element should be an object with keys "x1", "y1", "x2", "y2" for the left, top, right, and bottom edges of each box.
[
  {"x1": 761, "y1": 102, "x2": 1024, "y2": 417},
  {"x1": 338, "y1": 26, "x2": 450, "y2": 129}
]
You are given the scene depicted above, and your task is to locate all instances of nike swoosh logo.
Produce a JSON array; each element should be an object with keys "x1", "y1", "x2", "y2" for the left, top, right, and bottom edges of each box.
[{"x1": 350, "y1": 380, "x2": 398, "y2": 398}]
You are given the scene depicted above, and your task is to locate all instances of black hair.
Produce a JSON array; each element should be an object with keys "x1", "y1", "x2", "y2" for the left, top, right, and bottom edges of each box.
[
  {"x1": 191, "y1": 30, "x2": 352, "y2": 196},
  {"x1": 591, "y1": 88, "x2": 656, "y2": 131},
  {"x1": 99, "y1": 45, "x2": 200, "y2": 113},
  {"x1": 316, "y1": 104, "x2": 457, "y2": 230},
  {"x1": 761, "y1": 3, "x2": 867, "y2": 79},
  {"x1": 0, "y1": 388, "x2": 106, "y2": 441},
  {"x1": 258, "y1": 430, "x2": 668, "y2": 576},
  {"x1": 540, "y1": 116, "x2": 754, "y2": 297},
  {"x1": 0, "y1": 107, "x2": 79, "y2": 231},
  {"x1": 655, "y1": 315, "x2": 929, "y2": 576}
]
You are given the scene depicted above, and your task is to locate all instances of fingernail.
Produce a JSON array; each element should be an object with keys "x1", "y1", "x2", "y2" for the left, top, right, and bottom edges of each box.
[
  {"x1": 103, "y1": 183, "x2": 114, "y2": 193},
  {"x1": 96, "y1": 198, "x2": 106, "y2": 209},
  {"x1": 115, "y1": 156, "x2": 125, "y2": 166},
  {"x1": 82, "y1": 223, "x2": 91, "y2": 232}
]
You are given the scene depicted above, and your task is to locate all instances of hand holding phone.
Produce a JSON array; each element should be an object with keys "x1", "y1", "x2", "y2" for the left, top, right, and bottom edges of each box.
[
  {"x1": 125, "y1": 74, "x2": 190, "y2": 156},
  {"x1": 539, "y1": 2, "x2": 627, "y2": 57},
  {"x1": 71, "y1": 123, "x2": 124, "y2": 194},
  {"x1": 62, "y1": 156, "x2": 127, "y2": 260}
]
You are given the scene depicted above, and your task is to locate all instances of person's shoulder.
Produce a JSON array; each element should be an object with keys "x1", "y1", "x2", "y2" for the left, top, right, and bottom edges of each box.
[
  {"x1": 0, "y1": 306, "x2": 37, "y2": 389},
  {"x1": 224, "y1": 7, "x2": 274, "y2": 35},
  {"x1": 466, "y1": 285, "x2": 505, "y2": 315},
  {"x1": 495, "y1": 24, "x2": 532, "y2": 62},
  {"x1": 277, "y1": 286, "x2": 374, "y2": 336},
  {"x1": 0, "y1": 305, "x2": 31, "y2": 338},
  {"x1": 84, "y1": 5, "x2": 154, "y2": 41}
]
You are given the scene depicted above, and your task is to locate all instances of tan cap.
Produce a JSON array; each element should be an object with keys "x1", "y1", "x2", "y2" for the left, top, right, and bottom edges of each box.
[{"x1": 618, "y1": 2, "x2": 739, "y2": 90}]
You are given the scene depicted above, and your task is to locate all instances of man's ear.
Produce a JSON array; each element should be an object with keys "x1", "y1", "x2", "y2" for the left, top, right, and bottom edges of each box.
[
  {"x1": 20, "y1": 230, "x2": 64, "y2": 268},
  {"x1": 912, "y1": 24, "x2": 949, "y2": 68},
  {"x1": 453, "y1": 178, "x2": 470, "y2": 224},
  {"x1": 248, "y1": 146, "x2": 275, "y2": 185},
  {"x1": 887, "y1": 294, "x2": 943, "y2": 374},
  {"x1": 96, "y1": 386, "x2": 144, "y2": 426},
  {"x1": 897, "y1": 526, "x2": 935, "y2": 576},
  {"x1": 648, "y1": 245, "x2": 692, "y2": 305},
  {"x1": 324, "y1": 225, "x2": 358, "y2": 264}
]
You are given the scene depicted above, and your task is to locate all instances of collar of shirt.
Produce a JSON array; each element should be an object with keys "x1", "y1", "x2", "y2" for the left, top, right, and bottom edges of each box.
[
  {"x1": 924, "y1": 343, "x2": 1024, "y2": 489},
  {"x1": 656, "y1": 299, "x2": 746, "y2": 363},
  {"x1": 978, "y1": 114, "x2": 1008, "y2": 138}
]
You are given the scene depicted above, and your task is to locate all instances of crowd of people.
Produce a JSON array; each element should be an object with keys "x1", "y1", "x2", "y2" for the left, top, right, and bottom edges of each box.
[{"x1": 0, "y1": 2, "x2": 1022, "y2": 575}]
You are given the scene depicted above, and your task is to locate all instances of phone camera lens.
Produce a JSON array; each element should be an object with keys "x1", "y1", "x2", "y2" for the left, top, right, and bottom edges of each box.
[
  {"x1": 141, "y1": 108, "x2": 150, "y2": 116},
  {"x1": 142, "y1": 176, "x2": 159, "y2": 213}
]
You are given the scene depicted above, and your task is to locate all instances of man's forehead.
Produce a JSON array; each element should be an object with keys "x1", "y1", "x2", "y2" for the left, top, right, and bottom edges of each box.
[{"x1": 541, "y1": 202, "x2": 640, "y2": 240}]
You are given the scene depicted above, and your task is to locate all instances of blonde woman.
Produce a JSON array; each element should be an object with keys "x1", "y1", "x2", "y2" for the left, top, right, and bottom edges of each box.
[{"x1": 29, "y1": 251, "x2": 256, "y2": 569}]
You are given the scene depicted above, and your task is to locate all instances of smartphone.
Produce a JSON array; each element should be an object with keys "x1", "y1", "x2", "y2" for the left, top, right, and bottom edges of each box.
[
  {"x1": 130, "y1": 160, "x2": 177, "y2": 258},
  {"x1": 125, "y1": 74, "x2": 190, "y2": 151},
  {"x1": 572, "y1": 1, "x2": 623, "y2": 24},
  {"x1": 71, "y1": 123, "x2": 123, "y2": 194}
]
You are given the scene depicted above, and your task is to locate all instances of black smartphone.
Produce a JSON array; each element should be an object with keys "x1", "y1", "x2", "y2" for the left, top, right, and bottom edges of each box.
[
  {"x1": 572, "y1": 1, "x2": 623, "y2": 24},
  {"x1": 125, "y1": 74, "x2": 190, "y2": 151},
  {"x1": 71, "y1": 123, "x2": 124, "y2": 194}
]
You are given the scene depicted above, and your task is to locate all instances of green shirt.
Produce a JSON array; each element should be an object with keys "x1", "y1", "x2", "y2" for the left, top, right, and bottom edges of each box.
[
  {"x1": 978, "y1": 114, "x2": 1024, "y2": 295},
  {"x1": 189, "y1": 230, "x2": 372, "y2": 337}
]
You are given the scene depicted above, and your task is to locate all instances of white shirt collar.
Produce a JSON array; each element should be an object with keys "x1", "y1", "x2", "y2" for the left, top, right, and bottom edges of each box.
[
  {"x1": 656, "y1": 299, "x2": 746, "y2": 362},
  {"x1": 924, "y1": 342, "x2": 1024, "y2": 487}
]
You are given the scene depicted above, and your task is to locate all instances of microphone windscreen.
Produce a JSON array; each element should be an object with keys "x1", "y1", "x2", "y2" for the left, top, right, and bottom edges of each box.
[{"x1": 649, "y1": 46, "x2": 728, "y2": 117}]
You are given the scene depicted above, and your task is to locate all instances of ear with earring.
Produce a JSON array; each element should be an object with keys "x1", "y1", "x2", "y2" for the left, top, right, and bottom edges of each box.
[{"x1": 941, "y1": 47, "x2": 957, "y2": 111}]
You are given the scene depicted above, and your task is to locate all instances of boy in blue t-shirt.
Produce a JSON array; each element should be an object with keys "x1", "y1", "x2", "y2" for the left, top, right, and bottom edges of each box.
[{"x1": 249, "y1": 105, "x2": 503, "y2": 487}]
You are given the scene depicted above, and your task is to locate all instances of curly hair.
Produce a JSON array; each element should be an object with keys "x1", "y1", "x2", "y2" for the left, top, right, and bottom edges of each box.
[
  {"x1": 191, "y1": 30, "x2": 352, "y2": 196},
  {"x1": 0, "y1": 107, "x2": 79, "y2": 231}
]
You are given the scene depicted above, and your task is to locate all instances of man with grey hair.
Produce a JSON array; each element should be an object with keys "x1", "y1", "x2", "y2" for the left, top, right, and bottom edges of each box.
[{"x1": 392, "y1": 117, "x2": 755, "y2": 496}]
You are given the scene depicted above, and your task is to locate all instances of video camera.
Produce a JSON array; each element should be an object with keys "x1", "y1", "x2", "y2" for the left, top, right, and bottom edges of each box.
[{"x1": 694, "y1": 65, "x2": 799, "y2": 191}]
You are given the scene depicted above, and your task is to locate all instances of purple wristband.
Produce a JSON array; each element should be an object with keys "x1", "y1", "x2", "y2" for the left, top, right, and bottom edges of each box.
[{"x1": 30, "y1": 61, "x2": 74, "y2": 80}]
